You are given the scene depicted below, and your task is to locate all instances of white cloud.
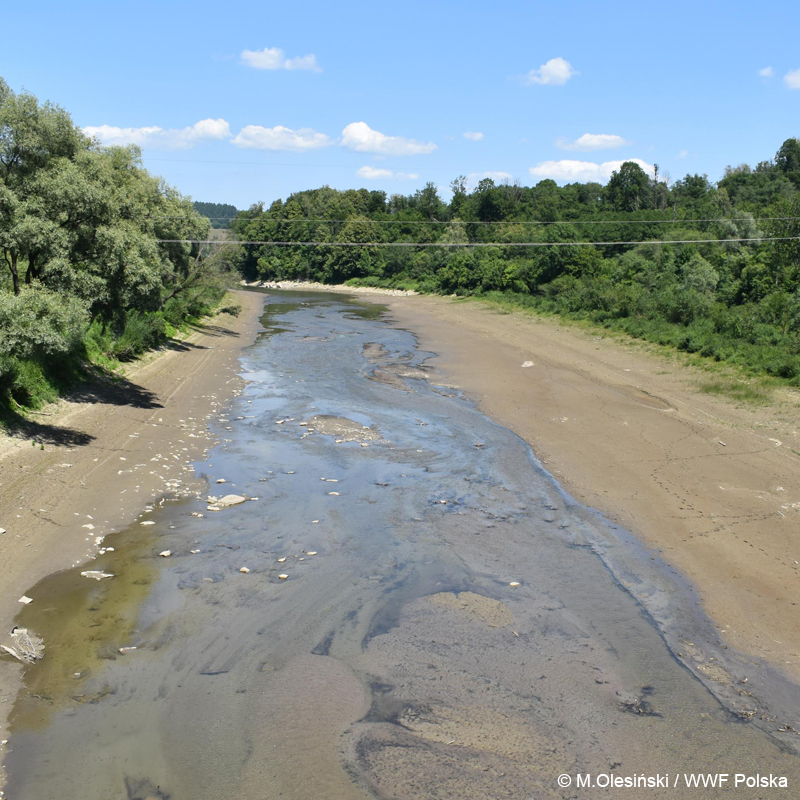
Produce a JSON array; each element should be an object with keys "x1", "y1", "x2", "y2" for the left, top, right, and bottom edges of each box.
[
  {"x1": 523, "y1": 57, "x2": 577, "y2": 86},
  {"x1": 677, "y1": 149, "x2": 689, "y2": 159},
  {"x1": 529, "y1": 158, "x2": 654, "y2": 184},
  {"x1": 785, "y1": 68, "x2": 800, "y2": 89},
  {"x1": 759, "y1": 66, "x2": 773, "y2": 78},
  {"x1": 240, "y1": 47, "x2": 321, "y2": 72},
  {"x1": 341, "y1": 122, "x2": 437, "y2": 156},
  {"x1": 357, "y1": 166, "x2": 419, "y2": 180},
  {"x1": 232, "y1": 125, "x2": 331, "y2": 150},
  {"x1": 556, "y1": 133, "x2": 630, "y2": 151},
  {"x1": 83, "y1": 118, "x2": 231, "y2": 150},
  {"x1": 463, "y1": 131, "x2": 484, "y2": 141}
]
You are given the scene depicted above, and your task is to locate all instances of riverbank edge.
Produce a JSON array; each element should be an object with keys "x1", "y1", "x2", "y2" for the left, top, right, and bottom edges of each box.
[{"x1": 0, "y1": 288, "x2": 267, "y2": 781}]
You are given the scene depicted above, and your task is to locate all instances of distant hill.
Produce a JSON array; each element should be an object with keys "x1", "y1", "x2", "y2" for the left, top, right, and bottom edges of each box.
[{"x1": 192, "y1": 201, "x2": 239, "y2": 229}]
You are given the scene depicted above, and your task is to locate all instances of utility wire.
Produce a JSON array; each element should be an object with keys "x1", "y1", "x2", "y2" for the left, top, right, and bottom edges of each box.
[
  {"x1": 151, "y1": 215, "x2": 800, "y2": 225},
  {"x1": 157, "y1": 236, "x2": 800, "y2": 247}
]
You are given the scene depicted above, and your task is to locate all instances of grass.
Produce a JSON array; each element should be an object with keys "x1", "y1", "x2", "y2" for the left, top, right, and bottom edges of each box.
[{"x1": 698, "y1": 378, "x2": 774, "y2": 405}]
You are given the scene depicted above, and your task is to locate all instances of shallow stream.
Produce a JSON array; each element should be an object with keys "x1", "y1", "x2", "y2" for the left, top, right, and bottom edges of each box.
[{"x1": 4, "y1": 291, "x2": 800, "y2": 799}]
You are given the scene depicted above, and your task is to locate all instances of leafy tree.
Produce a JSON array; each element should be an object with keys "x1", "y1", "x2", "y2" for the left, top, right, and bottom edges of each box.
[
  {"x1": 776, "y1": 138, "x2": 800, "y2": 174},
  {"x1": 606, "y1": 161, "x2": 651, "y2": 212}
]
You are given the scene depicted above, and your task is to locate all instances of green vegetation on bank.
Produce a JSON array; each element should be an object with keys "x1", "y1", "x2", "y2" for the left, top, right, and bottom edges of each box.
[
  {"x1": 233, "y1": 142, "x2": 800, "y2": 385},
  {"x1": 0, "y1": 79, "x2": 237, "y2": 416}
]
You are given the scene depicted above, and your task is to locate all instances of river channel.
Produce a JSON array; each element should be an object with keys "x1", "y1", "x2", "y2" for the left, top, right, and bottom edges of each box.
[{"x1": 4, "y1": 290, "x2": 800, "y2": 799}]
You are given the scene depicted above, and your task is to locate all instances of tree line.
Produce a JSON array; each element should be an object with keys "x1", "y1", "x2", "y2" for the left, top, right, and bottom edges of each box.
[
  {"x1": 0, "y1": 78, "x2": 235, "y2": 413},
  {"x1": 233, "y1": 140, "x2": 800, "y2": 383}
]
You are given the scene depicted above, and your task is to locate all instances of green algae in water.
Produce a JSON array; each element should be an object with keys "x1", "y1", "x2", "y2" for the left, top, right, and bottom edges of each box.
[{"x1": 9, "y1": 521, "x2": 161, "y2": 731}]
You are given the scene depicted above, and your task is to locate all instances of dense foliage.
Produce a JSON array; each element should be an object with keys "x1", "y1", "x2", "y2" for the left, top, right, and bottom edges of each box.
[
  {"x1": 193, "y1": 201, "x2": 239, "y2": 229},
  {"x1": 0, "y1": 78, "x2": 233, "y2": 412},
  {"x1": 233, "y1": 143, "x2": 800, "y2": 383}
]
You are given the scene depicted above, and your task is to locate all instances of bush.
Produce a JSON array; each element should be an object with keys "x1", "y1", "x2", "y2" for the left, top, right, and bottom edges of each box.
[
  {"x1": 0, "y1": 286, "x2": 89, "y2": 359},
  {"x1": 110, "y1": 311, "x2": 167, "y2": 361}
]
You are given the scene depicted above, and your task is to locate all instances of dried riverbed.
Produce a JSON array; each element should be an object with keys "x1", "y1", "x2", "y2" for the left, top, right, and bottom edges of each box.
[{"x1": 3, "y1": 291, "x2": 800, "y2": 799}]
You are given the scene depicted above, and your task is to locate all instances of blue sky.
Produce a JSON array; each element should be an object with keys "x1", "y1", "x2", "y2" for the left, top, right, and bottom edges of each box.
[{"x1": 4, "y1": 0, "x2": 799, "y2": 209}]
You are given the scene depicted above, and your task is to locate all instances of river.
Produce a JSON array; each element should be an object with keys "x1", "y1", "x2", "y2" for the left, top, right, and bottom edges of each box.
[{"x1": 4, "y1": 290, "x2": 799, "y2": 799}]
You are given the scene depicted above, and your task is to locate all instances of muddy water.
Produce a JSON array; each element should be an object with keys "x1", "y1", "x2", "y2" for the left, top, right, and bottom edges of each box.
[{"x1": 4, "y1": 291, "x2": 800, "y2": 799}]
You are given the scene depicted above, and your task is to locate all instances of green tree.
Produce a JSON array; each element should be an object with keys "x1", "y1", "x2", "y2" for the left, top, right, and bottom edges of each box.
[{"x1": 606, "y1": 162, "x2": 651, "y2": 212}]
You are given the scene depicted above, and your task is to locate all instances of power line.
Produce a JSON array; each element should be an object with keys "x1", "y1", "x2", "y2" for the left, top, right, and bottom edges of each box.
[
  {"x1": 157, "y1": 236, "x2": 800, "y2": 248},
  {"x1": 154, "y1": 215, "x2": 800, "y2": 225}
]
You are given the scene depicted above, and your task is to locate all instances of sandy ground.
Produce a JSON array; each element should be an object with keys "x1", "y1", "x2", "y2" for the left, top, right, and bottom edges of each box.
[
  {"x1": 380, "y1": 294, "x2": 800, "y2": 683},
  {"x1": 0, "y1": 289, "x2": 265, "y2": 753}
]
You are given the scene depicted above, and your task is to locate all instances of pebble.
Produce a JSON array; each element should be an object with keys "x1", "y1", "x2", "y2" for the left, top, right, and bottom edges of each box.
[
  {"x1": 277, "y1": 557, "x2": 287, "y2": 563},
  {"x1": 239, "y1": 567, "x2": 251, "y2": 573},
  {"x1": 307, "y1": 551, "x2": 318, "y2": 556},
  {"x1": 159, "y1": 550, "x2": 171, "y2": 557},
  {"x1": 19, "y1": 596, "x2": 33, "y2": 604},
  {"x1": 278, "y1": 574, "x2": 289, "y2": 580},
  {"x1": 509, "y1": 581, "x2": 521, "y2": 587},
  {"x1": 81, "y1": 571, "x2": 114, "y2": 581},
  {"x1": 140, "y1": 520, "x2": 155, "y2": 526}
]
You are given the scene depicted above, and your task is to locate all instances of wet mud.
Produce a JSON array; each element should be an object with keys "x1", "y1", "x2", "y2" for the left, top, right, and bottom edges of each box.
[{"x1": 3, "y1": 290, "x2": 800, "y2": 799}]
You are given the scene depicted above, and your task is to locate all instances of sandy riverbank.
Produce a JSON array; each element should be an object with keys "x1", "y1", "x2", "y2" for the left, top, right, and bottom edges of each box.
[
  {"x1": 242, "y1": 279, "x2": 418, "y2": 297},
  {"x1": 0, "y1": 289, "x2": 266, "y2": 754},
  {"x1": 379, "y1": 294, "x2": 800, "y2": 682}
]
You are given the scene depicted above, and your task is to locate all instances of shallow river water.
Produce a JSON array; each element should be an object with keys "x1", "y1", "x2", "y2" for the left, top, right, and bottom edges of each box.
[{"x1": 5, "y1": 291, "x2": 800, "y2": 799}]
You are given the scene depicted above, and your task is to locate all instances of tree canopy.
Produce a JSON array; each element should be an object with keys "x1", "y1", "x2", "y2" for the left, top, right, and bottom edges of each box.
[
  {"x1": 0, "y1": 78, "x2": 234, "y2": 411},
  {"x1": 232, "y1": 139, "x2": 800, "y2": 383}
]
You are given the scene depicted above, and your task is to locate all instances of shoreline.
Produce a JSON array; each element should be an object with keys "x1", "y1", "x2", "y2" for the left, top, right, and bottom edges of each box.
[
  {"x1": 376, "y1": 292, "x2": 800, "y2": 685},
  {"x1": 0, "y1": 289, "x2": 266, "y2": 766}
]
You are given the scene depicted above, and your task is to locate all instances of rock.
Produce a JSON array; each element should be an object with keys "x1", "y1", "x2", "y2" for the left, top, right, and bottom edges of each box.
[
  {"x1": 328, "y1": 492, "x2": 340, "y2": 496},
  {"x1": 216, "y1": 478, "x2": 227, "y2": 483},
  {"x1": 18, "y1": 596, "x2": 33, "y2": 605},
  {"x1": 521, "y1": 361, "x2": 534, "y2": 368},
  {"x1": 239, "y1": 567, "x2": 251, "y2": 573},
  {"x1": 278, "y1": 574, "x2": 289, "y2": 580},
  {"x1": 277, "y1": 557, "x2": 287, "y2": 563},
  {"x1": 307, "y1": 551, "x2": 318, "y2": 556},
  {"x1": 81, "y1": 571, "x2": 114, "y2": 581},
  {"x1": 509, "y1": 581, "x2": 520, "y2": 587},
  {"x1": 214, "y1": 494, "x2": 247, "y2": 509},
  {"x1": 159, "y1": 550, "x2": 171, "y2": 557},
  {"x1": 190, "y1": 549, "x2": 201, "y2": 554},
  {"x1": 118, "y1": 646, "x2": 137, "y2": 654},
  {"x1": 140, "y1": 520, "x2": 155, "y2": 526}
]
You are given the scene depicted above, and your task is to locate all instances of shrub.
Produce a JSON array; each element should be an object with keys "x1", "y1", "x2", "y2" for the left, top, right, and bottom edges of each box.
[
  {"x1": 0, "y1": 286, "x2": 89, "y2": 359},
  {"x1": 110, "y1": 311, "x2": 167, "y2": 361}
]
